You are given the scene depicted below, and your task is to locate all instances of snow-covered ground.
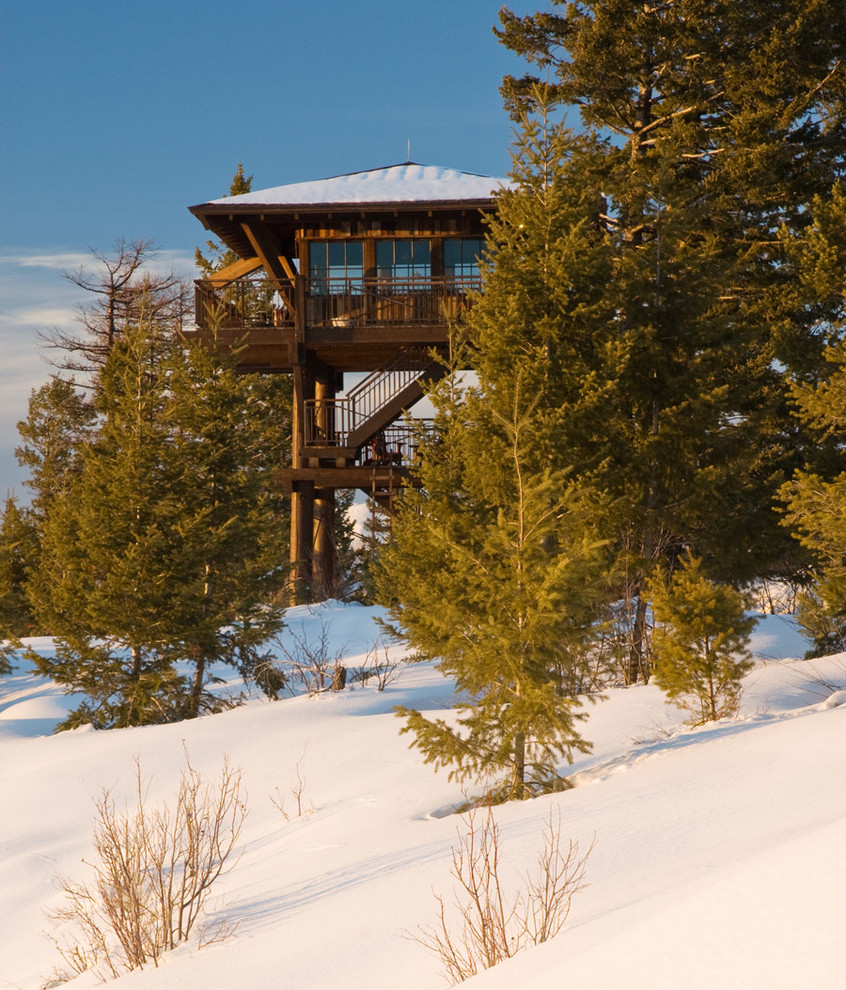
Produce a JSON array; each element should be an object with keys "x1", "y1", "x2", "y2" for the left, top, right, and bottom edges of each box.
[{"x1": 2, "y1": 603, "x2": 845, "y2": 990}]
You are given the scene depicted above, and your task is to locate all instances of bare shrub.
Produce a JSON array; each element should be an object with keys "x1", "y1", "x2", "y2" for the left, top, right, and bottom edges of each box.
[
  {"x1": 269, "y1": 751, "x2": 314, "y2": 820},
  {"x1": 410, "y1": 804, "x2": 591, "y2": 985},
  {"x1": 354, "y1": 636, "x2": 406, "y2": 691},
  {"x1": 46, "y1": 751, "x2": 246, "y2": 983},
  {"x1": 274, "y1": 619, "x2": 348, "y2": 696}
]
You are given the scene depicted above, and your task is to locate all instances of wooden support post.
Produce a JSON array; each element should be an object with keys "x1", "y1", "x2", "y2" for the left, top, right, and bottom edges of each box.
[
  {"x1": 311, "y1": 362, "x2": 338, "y2": 598},
  {"x1": 289, "y1": 336, "x2": 317, "y2": 599},
  {"x1": 290, "y1": 480, "x2": 315, "y2": 600},
  {"x1": 314, "y1": 362, "x2": 336, "y2": 449},
  {"x1": 313, "y1": 487, "x2": 337, "y2": 600}
]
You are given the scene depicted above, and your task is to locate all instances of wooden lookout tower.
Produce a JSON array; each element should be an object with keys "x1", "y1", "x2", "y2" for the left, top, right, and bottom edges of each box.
[{"x1": 189, "y1": 163, "x2": 505, "y2": 597}]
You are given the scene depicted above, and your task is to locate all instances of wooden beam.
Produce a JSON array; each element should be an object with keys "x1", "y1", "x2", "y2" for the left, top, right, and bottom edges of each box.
[
  {"x1": 205, "y1": 256, "x2": 263, "y2": 289},
  {"x1": 279, "y1": 465, "x2": 419, "y2": 489},
  {"x1": 241, "y1": 220, "x2": 292, "y2": 283},
  {"x1": 278, "y1": 255, "x2": 298, "y2": 281},
  {"x1": 241, "y1": 221, "x2": 299, "y2": 320},
  {"x1": 313, "y1": 488, "x2": 337, "y2": 598}
]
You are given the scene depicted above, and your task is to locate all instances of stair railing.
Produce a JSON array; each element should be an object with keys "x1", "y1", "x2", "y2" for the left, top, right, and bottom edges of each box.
[{"x1": 303, "y1": 345, "x2": 437, "y2": 448}]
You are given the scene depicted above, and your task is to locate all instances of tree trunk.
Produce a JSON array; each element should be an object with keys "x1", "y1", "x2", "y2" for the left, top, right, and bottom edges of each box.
[
  {"x1": 188, "y1": 653, "x2": 205, "y2": 718},
  {"x1": 630, "y1": 593, "x2": 652, "y2": 685},
  {"x1": 512, "y1": 731, "x2": 526, "y2": 798},
  {"x1": 331, "y1": 664, "x2": 347, "y2": 691}
]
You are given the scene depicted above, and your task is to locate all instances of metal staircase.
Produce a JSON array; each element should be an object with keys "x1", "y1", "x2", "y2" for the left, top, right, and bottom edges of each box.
[{"x1": 304, "y1": 345, "x2": 446, "y2": 457}]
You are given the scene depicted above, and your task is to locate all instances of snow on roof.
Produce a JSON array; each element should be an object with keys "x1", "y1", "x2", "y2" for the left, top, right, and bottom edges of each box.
[{"x1": 208, "y1": 163, "x2": 509, "y2": 208}]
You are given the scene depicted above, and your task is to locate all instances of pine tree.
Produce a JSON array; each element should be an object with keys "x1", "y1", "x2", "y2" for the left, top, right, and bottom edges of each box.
[
  {"x1": 378, "y1": 372, "x2": 608, "y2": 800},
  {"x1": 195, "y1": 164, "x2": 253, "y2": 276},
  {"x1": 490, "y1": 1, "x2": 846, "y2": 679},
  {"x1": 780, "y1": 364, "x2": 846, "y2": 650},
  {"x1": 11, "y1": 376, "x2": 96, "y2": 657},
  {"x1": 27, "y1": 305, "x2": 191, "y2": 727},
  {"x1": 781, "y1": 455, "x2": 846, "y2": 653},
  {"x1": 774, "y1": 179, "x2": 846, "y2": 651},
  {"x1": 15, "y1": 377, "x2": 95, "y2": 524},
  {"x1": 650, "y1": 556, "x2": 756, "y2": 725},
  {"x1": 0, "y1": 496, "x2": 38, "y2": 670},
  {"x1": 25, "y1": 308, "x2": 290, "y2": 727},
  {"x1": 159, "y1": 329, "x2": 289, "y2": 718},
  {"x1": 0, "y1": 496, "x2": 38, "y2": 636}
]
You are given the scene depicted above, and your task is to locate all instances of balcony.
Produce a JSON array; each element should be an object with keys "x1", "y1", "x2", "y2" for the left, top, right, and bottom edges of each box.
[
  {"x1": 305, "y1": 274, "x2": 480, "y2": 329},
  {"x1": 194, "y1": 274, "x2": 481, "y2": 332},
  {"x1": 194, "y1": 276, "x2": 295, "y2": 332}
]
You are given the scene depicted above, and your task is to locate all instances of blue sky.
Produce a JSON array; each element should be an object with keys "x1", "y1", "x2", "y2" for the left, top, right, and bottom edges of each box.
[{"x1": 0, "y1": 0, "x2": 523, "y2": 497}]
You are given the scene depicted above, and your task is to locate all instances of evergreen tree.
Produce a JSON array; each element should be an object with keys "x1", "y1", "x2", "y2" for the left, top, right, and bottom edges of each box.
[
  {"x1": 0, "y1": 496, "x2": 38, "y2": 670},
  {"x1": 0, "y1": 496, "x2": 38, "y2": 637},
  {"x1": 15, "y1": 377, "x2": 95, "y2": 524},
  {"x1": 11, "y1": 376, "x2": 96, "y2": 652},
  {"x1": 650, "y1": 556, "x2": 756, "y2": 725},
  {"x1": 195, "y1": 164, "x2": 253, "y2": 276},
  {"x1": 25, "y1": 312, "x2": 290, "y2": 728},
  {"x1": 12, "y1": 234, "x2": 292, "y2": 726},
  {"x1": 27, "y1": 306, "x2": 191, "y2": 727},
  {"x1": 160, "y1": 329, "x2": 289, "y2": 717},
  {"x1": 780, "y1": 352, "x2": 846, "y2": 650},
  {"x1": 378, "y1": 373, "x2": 608, "y2": 800},
  {"x1": 775, "y1": 182, "x2": 846, "y2": 651},
  {"x1": 489, "y1": 1, "x2": 846, "y2": 679}
]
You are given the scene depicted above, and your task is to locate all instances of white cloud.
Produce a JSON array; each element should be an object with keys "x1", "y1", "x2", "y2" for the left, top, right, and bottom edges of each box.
[
  {"x1": 1, "y1": 305, "x2": 79, "y2": 329},
  {"x1": 1, "y1": 251, "x2": 94, "y2": 271},
  {"x1": 0, "y1": 247, "x2": 196, "y2": 275}
]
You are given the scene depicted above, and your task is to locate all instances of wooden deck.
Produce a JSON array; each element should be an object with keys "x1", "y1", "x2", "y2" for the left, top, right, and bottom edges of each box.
[
  {"x1": 190, "y1": 273, "x2": 476, "y2": 371},
  {"x1": 183, "y1": 323, "x2": 450, "y2": 373}
]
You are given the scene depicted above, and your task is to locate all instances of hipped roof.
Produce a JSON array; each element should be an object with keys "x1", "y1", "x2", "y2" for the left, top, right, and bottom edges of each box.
[{"x1": 197, "y1": 163, "x2": 509, "y2": 210}]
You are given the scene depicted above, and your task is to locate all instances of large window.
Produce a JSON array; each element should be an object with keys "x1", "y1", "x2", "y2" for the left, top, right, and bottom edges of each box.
[
  {"x1": 444, "y1": 238, "x2": 484, "y2": 280},
  {"x1": 376, "y1": 239, "x2": 431, "y2": 280},
  {"x1": 309, "y1": 240, "x2": 363, "y2": 293}
]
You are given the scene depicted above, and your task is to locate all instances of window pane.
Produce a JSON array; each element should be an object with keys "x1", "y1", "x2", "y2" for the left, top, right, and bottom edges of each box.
[
  {"x1": 445, "y1": 238, "x2": 483, "y2": 278},
  {"x1": 328, "y1": 241, "x2": 346, "y2": 267},
  {"x1": 413, "y1": 241, "x2": 431, "y2": 266},
  {"x1": 309, "y1": 240, "x2": 364, "y2": 293},
  {"x1": 395, "y1": 240, "x2": 412, "y2": 266},
  {"x1": 374, "y1": 239, "x2": 431, "y2": 279},
  {"x1": 309, "y1": 241, "x2": 327, "y2": 276}
]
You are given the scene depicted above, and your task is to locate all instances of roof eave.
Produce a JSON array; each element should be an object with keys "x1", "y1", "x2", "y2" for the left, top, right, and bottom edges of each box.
[{"x1": 189, "y1": 196, "x2": 497, "y2": 219}]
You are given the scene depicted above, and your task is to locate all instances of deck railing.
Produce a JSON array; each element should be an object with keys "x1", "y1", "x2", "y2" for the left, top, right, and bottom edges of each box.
[
  {"x1": 194, "y1": 277, "x2": 295, "y2": 331},
  {"x1": 344, "y1": 346, "x2": 433, "y2": 425},
  {"x1": 194, "y1": 274, "x2": 481, "y2": 331},
  {"x1": 301, "y1": 416, "x2": 432, "y2": 467},
  {"x1": 357, "y1": 421, "x2": 432, "y2": 467},
  {"x1": 304, "y1": 398, "x2": 355, "y2": 448},
  {"x1": 305, "y1": 274, "x2": 480, "y2": 328}
]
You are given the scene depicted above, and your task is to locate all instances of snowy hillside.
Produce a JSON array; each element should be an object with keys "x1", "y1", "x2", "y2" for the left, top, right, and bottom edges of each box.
[{"x1": 2, "y1": 602, "x2": 845, "y2": 990}]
